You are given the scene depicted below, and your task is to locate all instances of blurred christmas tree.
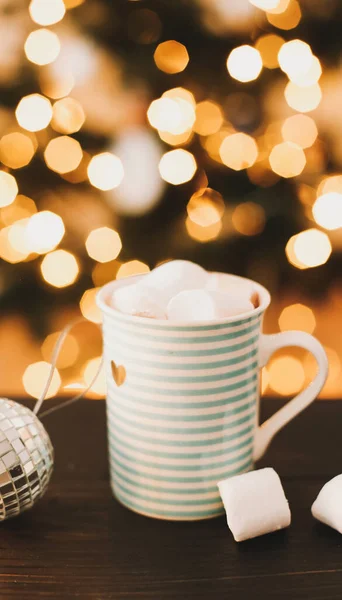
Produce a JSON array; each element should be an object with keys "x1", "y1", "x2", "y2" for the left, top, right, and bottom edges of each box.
[{"x1": 1, "y1": 0, "x2": 342, "y2": 397}]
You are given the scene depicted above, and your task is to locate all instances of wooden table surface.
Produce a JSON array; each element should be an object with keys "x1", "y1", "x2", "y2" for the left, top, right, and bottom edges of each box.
[{"x1": 1, "y1": 397, "x2": 341, "y2": 599}]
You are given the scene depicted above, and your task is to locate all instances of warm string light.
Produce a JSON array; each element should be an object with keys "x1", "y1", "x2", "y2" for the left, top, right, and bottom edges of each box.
[
  {"x1": 87, "y1": 152, "x2": 124, "y2": 190},
  {"x1": 154, "y1": 40, "x2": 189, "y2": 74},
  {"x1": 16, "y1": 94, "x2": 53, "y2": 132},
  {"x1": 226, "y1": 45, "x2": 262, "y2": 82},
  {"x1": 286, "y1": 229, "x2": 332, "y2": 269},
  {"x1": 25, "y1": 29, "x2": 61, "y2": 66},
  {"x1": 269, "y1": 141, "x2": 306, "y2": 178},
  {"x1": 29, "y1": 0, "x2": 66, "y2": 26},
  {"x1": 0, "y1": 172, "x2": 18, "y2": 207},
  {"x1": 0, "y1": 133, "x2": 35, "y2": 169},
  {"x1": 158, "y1": 149, "x2": 197, "y2": 184},
  {"x1": 85, "y1": 227, "x2": 122, "y2": 263},
  {"x1": 44, "y1": 136, "x2": 83, "y2": 174},
  {"x1": 219, "y1": 133, "x2": 258, "y2": 170},
  {"x1": 41, "y1": 250, "x2": 79, "y2": 288},
  {"x1": 278, "y1": 303, "x2": 316, "y2": 334},
  {"x1": 23, "y1": 361, "x2": 61, "y2": 399},
  {"x1": 80, "y1": 288, "x2": 102, "y2": 323}
]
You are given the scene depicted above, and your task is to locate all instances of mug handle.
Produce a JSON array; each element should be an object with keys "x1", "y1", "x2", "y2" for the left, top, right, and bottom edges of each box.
[{"x1": 253, "y1": 331, "x2": 329, "y2": 461}]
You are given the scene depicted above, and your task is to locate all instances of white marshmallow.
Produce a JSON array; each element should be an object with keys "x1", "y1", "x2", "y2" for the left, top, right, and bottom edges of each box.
[
  {"x1": 167, "y1": 289, "x2": 254, "y2": 322},
  {"x1": 217, "y1": 468, "x2": 291, "y2": 542},
  {"x1": 144, "y1": 260, "x2": 209, "y2": 305},
  {"x1": 111, "y1": 282, "x2": 166, "y2": 319},
  {"x1": 206, "y1": 272, "x2": 259, "y2": 307},
  {"x1": 311, "y1": 475, "x2": 342, "y2": 533}
]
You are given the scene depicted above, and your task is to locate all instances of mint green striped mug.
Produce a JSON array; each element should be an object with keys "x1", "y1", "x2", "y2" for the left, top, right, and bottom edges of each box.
[{"x1": 97, "y1": 274, "x2": 328, "y2": 521}]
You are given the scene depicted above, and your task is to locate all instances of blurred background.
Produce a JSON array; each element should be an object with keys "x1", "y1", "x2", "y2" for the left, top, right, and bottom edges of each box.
[{"x1": 0, "y1": 0, "x2": 341, "y2": 401}]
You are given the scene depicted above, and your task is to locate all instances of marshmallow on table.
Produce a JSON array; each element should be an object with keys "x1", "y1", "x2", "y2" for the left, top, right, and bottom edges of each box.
[
  {"x1": 111, "y1": 282, "x2": 166, "y2": 319},
  {"x1": 217, "y1": 468, "x2": 291, "y2": 542},
  {"x1": 167, "y1": 289, "x2": 254, "y2": 322},
  {"x1": 311, "y1": 475, "x2": 342, "y2": 533}
]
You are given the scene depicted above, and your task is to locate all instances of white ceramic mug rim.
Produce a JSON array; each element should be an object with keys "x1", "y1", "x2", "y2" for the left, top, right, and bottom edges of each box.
[{"x1": 96, "y1": 272, "x2": 271, "y2": 327}]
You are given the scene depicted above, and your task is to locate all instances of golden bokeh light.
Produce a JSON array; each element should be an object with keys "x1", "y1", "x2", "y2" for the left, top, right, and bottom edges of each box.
[
  {"x1": 0, "y1": 195, "x2": 37, "y2": 226},
  {"x1": 296, "y1": 56, "x2": 322, "y2": 87},
  {"x1": 154, "y1": 40, "x2": 189, "y2": 74},
  {"x1": 41, "y1": 249, "x2": 79, "y2": 288},
  {"x1": 269, "y1": 142, "x2": 306, "y2": 178},
  {"x1": 255, "y1": 34, "x2": 284, "y2": 69},
  {"x1": 267, "y1": 0, "x2": 291, "y2": 14},
  {"x1": 278, "y1": 303, "x2": 316, "y2": 334},
  {"x1": 80, "y1": 288, "x2": 102, "y2": 323},
  {"x1": 51, "y1": 97, "x2": 85, "y2": 134},
  {"x1": 26, "y1": 210, "x2": 65, "y2": 254},
  {"x1": 312, "y1": 192, "x2": 342, "y2": 231},
  {"x1": 249, "y1": 0, "x2": 279, "y2": 10},
  {"x1": 8, "y1": 219, "x2": 30, "y2": 257},
  {"x1": 194, "y1": 101, "x2": 224, "y2": 136},
  {"x1": 158, "y1": 149, "x2": 197, "y2": 185},
  {"x1": 284, "y1": 82, "x2": 322, "y2": 112},
  {"x1": 226, "y1": 45, "x2": 262, "y2": 83},
  {"x1": 0, "y1": 132, "x2": 35, "y2": 169},
  {"x1": 317, "y1": 175, "x2": 342, "y2": 197},
  {"x1": 158, "y1": 129, "x2": 193, "y2": 147},
  {"x1": 147, "y1": 97, "x2": 195, "y2": 136},
  {"x1": 0, "y1": 226, "x2": 28, "y2": 264},
  {"x1": 25, "y1": 28, "x2": 61, "y2": 66},
  {"x1": 285, "y1": 235, "x2": 306, "y2": 269},
  {"x1": 185, "y1": 217, "x2": 222, "y2": 243},
  {"x1": 83, "y1": 357, "x2": 106, "y2": 396},
  {"x1": 203, "y1": 127, "x2": 234, "y2": 163},
  {"x1": 286, "y1": 228, "x2": 332, "y2": 269},
  {"x1": 42, "y1": 331, "x2": 79, "y2": 369},
  {"x1": 116, "y1": 260, "x2": 150, "y2": 280},
  {"x1": 281, "y1": 114, "x2": 318, "y2": 149},
  {"x1": 266, "y1": 0, "x2": 301, "y2": 30},
  {"x1": 29, "y1": 0, "x2": 66, "y2": 26},
  {"x1": 15, "y1": 94, "x2": 53, "y2": 132},
  {"x1": 163, "y1": 87, "x2": 195, "y2": 106},
  {"x1": 0, "y1": 172, "x2": 18, "y2": 207},
  {"x1": 64, "y1": 0, "x2": 84, "y2": 7},
  {"x1": 87, "y1": 152, "x2": 124, "y2": 191},
  {"x1": 219, "y1": 133, "x2": 258, "y2": 171},
  {"x1": 232, "y1": 202, "x2": 266, "y2": 236},
  {"x1": 44, "y1": 136, "x2": 83, "y2": 174},
  {"x1": 187, "y1": 188, "x2": 224, "y2": 227},
  {"x1": 268, "y1": 356, "x2": 305, "y2": 395},
  {"x1": 85, "y1": 227, "x2": 122, "y2": 263},
  {"x1": 278, "y1": 39, "x2": 313, "y2": 80},
  {"x1": 39, "y1": 69, "x2": 75, "y2": 100},
  {"x1": 22, "y1": 361, "x2": 61, "y2": 400}
]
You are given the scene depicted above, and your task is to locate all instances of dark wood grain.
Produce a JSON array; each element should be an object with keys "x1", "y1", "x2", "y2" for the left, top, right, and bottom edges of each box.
[{"x1": 0, "y1": 398, "x2": 341, "y2": 599}]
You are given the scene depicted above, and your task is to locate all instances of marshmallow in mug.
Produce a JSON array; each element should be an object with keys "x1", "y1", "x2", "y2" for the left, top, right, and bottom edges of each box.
[
  {"x1": 311, "y1": 475, "x2": 342, "y2": 534},
  {"x1": 217, "y1": 468, "x2": 291, "y2": 542},
  {"x1": 111, "y1": 260, "x2": 257, "y2": 320},
  {"x1": 167, "y1": 289, "x2": 254, "y2": 321}
]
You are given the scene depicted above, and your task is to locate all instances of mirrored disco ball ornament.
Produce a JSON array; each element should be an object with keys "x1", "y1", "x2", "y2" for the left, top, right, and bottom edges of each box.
[{"x1": 0, "y1": 398, "x2": 54, "y2": 521}]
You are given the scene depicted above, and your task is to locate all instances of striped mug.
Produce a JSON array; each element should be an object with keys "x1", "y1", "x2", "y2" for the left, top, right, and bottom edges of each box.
[{"x1": 97, "y1": 274, "x2": 328, "y2": 521}]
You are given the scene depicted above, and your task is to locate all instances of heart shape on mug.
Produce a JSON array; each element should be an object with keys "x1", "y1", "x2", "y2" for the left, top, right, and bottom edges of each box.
[{"x1": 111, "y1": 360, "x2": 126, "y2": 386}]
